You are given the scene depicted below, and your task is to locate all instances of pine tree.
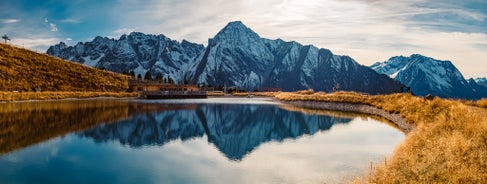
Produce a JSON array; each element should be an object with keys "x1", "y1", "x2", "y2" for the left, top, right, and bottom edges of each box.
[
  {"x1": 144, "y1": 71, "x2": 152, "y2": 80},
  {"x1": 155, "y1": 73, "x2": 163, "y2": 81}
]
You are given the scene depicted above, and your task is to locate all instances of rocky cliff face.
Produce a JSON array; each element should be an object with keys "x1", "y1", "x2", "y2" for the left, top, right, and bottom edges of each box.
[
  {"x1": 47, "y1": 33, "x2": 205, "y2": 83},
  {"x1": 48, "y1": 21, "x2": 403, "y2": 94},
  {"x1": 371, "y1": 54, "x2": 487, "y2": 99},
  {"x1": 186, "y1": 21, "x2": 403, "y2": 93}
]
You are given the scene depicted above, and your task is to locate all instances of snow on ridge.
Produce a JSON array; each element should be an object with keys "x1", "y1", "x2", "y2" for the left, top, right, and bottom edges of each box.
[{"x1": 82, "y1": 53, "x2": 105, "y2": 67}]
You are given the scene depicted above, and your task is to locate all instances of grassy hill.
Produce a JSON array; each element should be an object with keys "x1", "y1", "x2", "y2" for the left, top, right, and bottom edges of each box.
[{"x1": 0, "y1": 43, "x2": 129, "y2": 92}]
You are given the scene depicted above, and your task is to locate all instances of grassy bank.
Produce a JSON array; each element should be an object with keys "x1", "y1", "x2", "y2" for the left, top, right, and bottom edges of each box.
[
  {"x1": 275, "y1": 90, "x2": 487, "y2": 183},
  {"x1": 0, "y1": 43, "x2": 130, "y2": 92},
  {"x1": 232, "y1": 91, "x2": 280, "y2": 97},
  {"x1": 0, "y1": 91, "x2": 138, "y2": 102}
]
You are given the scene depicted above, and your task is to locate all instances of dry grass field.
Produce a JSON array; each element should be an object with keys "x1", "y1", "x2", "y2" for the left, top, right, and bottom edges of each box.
[
  {"x1": 275, "y1": 90, "x2": 487, "y2": 183},
  {"x1": 0, "y1": 43, "x2": 129, "y2": 93}
]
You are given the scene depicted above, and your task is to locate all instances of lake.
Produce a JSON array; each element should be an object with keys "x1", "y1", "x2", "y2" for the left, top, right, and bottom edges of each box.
[{"x1": 0, "y1": 97, "x2": 404, "y2": 183}]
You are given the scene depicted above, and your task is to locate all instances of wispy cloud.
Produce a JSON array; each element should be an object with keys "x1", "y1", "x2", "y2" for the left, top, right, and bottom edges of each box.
[
  {"x1": 59, "y1": 18, "x2": 80, "y2": 23},
  {"x1": 112, "y1": 27, "x2": 137, "y2": 36},
  {"x1": 2, "y1": 19, "x2": 21, "y2": 24},
  {"x1": 44, "y1": 18, "x2": 59, "y2": 32},
  {"x1": 10, "y1": 37, "x2": 60, "y2": 52},
  {"x1": 50, "y1": 23, "x2": 58, "y2": 32}
]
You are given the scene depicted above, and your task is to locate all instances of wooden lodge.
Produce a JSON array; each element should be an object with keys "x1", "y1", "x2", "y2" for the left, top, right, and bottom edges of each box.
[{"x1": 128, "y1": 79, "x2": 207, "y2": 99}]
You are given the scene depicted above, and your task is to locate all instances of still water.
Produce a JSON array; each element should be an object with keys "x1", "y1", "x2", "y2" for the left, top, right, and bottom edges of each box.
[{"x1": 0, "y1": 98, "x2": 404, "y2": 183}]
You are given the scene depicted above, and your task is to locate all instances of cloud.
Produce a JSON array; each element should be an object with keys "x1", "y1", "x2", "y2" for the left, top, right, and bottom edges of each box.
[
  {"x1": 49, "y1": 23, "x2": 58, "y2": 32},
  {"x1": 50, "y1": 23, "x2": 58, "y2": 32},
  {"x1": 113, "y1": 27, "x2": 137, "y2": 36},
  {"x1": 10, "y1": 37, "x2": 60, "y2": 52},
  {"x1": 44, "y1": 18, "x2": 59, "y2": 32},
  {"x1": 59, "y1": 18, "x2": 80, "y2": 23},
  {"x1": 2, "y1": 19, "x2": 20, "y2": 24}
]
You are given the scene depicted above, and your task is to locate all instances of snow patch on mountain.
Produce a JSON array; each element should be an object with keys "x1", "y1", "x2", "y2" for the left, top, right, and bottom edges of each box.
[
  {"x1": 48, "y1": 21, "x2": 402, "y2": 94},
  {"x1": 371, "y1": 54, "x2": 486, "y2": 99}
]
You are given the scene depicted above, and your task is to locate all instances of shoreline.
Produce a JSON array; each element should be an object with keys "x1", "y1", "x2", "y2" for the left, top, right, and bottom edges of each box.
[
  {"x1": 0, "y1": 96, "x2": 140, "y2": 103},
  {"x1": 279, "y1": 100, "x2": 414, "y2": 134},
  {"x1": 0, "y1": 91, "x2": 139, "y2": 103}
]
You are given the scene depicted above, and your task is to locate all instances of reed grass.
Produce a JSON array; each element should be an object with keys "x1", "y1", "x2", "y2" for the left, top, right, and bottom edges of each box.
[
  {"x1": 0, "y1": 43, "x2": 129, "y2": 92},
  {"x1": 0, "y1": 91, "x2": 138, "y2": 102},
  {"x1": 275, "y1": 91, "x2": 487, "y2": 183},
  {"x1": 232, "y1": 91, "x2": 280, "y2": 97}
]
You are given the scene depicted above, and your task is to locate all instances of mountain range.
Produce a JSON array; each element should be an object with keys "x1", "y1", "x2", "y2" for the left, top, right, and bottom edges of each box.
[
  {"x1": 371, "y1": 54, "x2": 487, "y2": 100},
  {"x1": 475, "y1": 77, "x2": 487, "y2": 88},
  {"x1": 47, "y1": 21, "x2": 403, "y2": 94},
  {"x1": 47, "y1": 21, "x2": 486, "y2": 99}
]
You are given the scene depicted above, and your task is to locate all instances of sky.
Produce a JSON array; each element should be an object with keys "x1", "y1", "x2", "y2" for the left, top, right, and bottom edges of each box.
[{"x1": 1, "y1": 0, "x2": 486, "y2": 78}]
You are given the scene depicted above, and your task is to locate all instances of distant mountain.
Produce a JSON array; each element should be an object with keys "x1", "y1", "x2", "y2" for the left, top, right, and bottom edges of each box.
[
  {"x1": 0, "y1": 43, "x2": 128, "y2": 92},
  {"x1": 371, "y1": 54, "x2": 487, "y2": 99},
  {"x1": 474, "y1": 77, "x2": 487, "y2": 88},
  {"x1": 47, "y1": 33, "x2": 205, "y2": 83},
  {"x1": 80, "y1": 103, "x2": 351, "y2": 160},
  {"x1": 48, "y1": 21, "x2": 403, "y2": 94}
]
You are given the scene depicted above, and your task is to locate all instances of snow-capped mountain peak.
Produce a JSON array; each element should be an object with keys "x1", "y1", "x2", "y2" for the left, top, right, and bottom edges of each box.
[
  {"x1": 47, "y1": 32, "x2": 205, "y2": 83},
  {"x1": 213, "y1": 21, "x2": 261, "y2": 42},
  {"x1": 48, "y1": 20, "x2": 403, "y2": 94},
  {"x1": 474, "y1": 77, "x2": 487, "y2": 83},
  {"x1": 371, "y1": 54, "x2": 486, "y2": 99}
]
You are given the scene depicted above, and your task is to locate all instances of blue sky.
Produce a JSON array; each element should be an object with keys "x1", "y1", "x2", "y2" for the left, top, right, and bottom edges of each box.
[{"x1": 1, "y1": 0, "x2": 486, "y2": 78}]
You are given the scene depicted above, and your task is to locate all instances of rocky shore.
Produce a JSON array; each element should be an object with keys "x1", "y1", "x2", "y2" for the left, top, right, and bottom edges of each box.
[{"x1": 280, "y1": 100, "x2": 414, "y2": 133}]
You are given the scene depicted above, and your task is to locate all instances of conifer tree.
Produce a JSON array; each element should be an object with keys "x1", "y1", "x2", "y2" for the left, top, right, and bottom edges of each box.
[
  {"x1": 155, "y1": 73, "x2": 163, "y2": 81},
  {"x1": 144, "y1": 71, "x2": 152, "y2": 80}
]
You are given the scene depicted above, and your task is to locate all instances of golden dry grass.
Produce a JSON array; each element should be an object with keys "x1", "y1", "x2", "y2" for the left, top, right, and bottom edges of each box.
[
  {"x1": 232, "y1": 91, "x2": 282, "y2": 97},
  {"x1": 275, "y1": 91, "x2": 487, "y2": 183},
  {"x1": 0, "y1": 91, "x2": 138, "y2": 102},
  {"x1": 473, "y1": 98, "x2": 487, "y2": 108},
  {"x1": 0, "y1": 43, "x2": 129, "y2": 92}
]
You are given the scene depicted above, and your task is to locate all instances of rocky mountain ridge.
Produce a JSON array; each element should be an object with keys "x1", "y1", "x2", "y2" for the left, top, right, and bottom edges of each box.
[
  {"x1": 371, "y1": 54, "x2": 487, "y2": 99},
  {"x1": 48, "y1": 21, "x2": 403, "y2": 94}
]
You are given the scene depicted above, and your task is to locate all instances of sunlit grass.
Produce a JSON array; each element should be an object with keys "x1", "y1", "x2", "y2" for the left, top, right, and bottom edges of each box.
[
  {"x1": 232, "y1": 91, "x2": 280, "y2": 97},
  {"x1": 275, "y1": 91, "x2": 487, "y2": 183},
  {"x1": 0, "y1": 91, "x2": 138, "y2": 102},
  {"x1": 0, "y1": 43, "x2": 130, "y2": 92}
]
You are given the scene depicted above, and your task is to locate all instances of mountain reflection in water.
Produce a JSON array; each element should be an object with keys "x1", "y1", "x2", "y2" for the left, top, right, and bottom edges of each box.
[
  {"x1": 80, "y1": 103, "x2": 351, "y2": 160},
  {"x1": 0, "y1": 98, "x2": 405, "y2": 184}
]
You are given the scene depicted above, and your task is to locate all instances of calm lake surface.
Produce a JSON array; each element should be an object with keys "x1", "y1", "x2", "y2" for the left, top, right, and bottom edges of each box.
[{"x1": 0, "y1": 97, "x2": 404, "y2": 184}]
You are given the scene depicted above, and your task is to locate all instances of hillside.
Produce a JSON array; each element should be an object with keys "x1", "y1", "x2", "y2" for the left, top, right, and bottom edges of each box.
[{"x1": 0, "y1": 43, "x2": 129, "y2": 92}]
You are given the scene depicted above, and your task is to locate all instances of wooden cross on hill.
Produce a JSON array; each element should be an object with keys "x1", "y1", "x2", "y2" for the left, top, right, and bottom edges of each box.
[{"x1": 2, "y1": 34, "x2": 11, "y2": 44}]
